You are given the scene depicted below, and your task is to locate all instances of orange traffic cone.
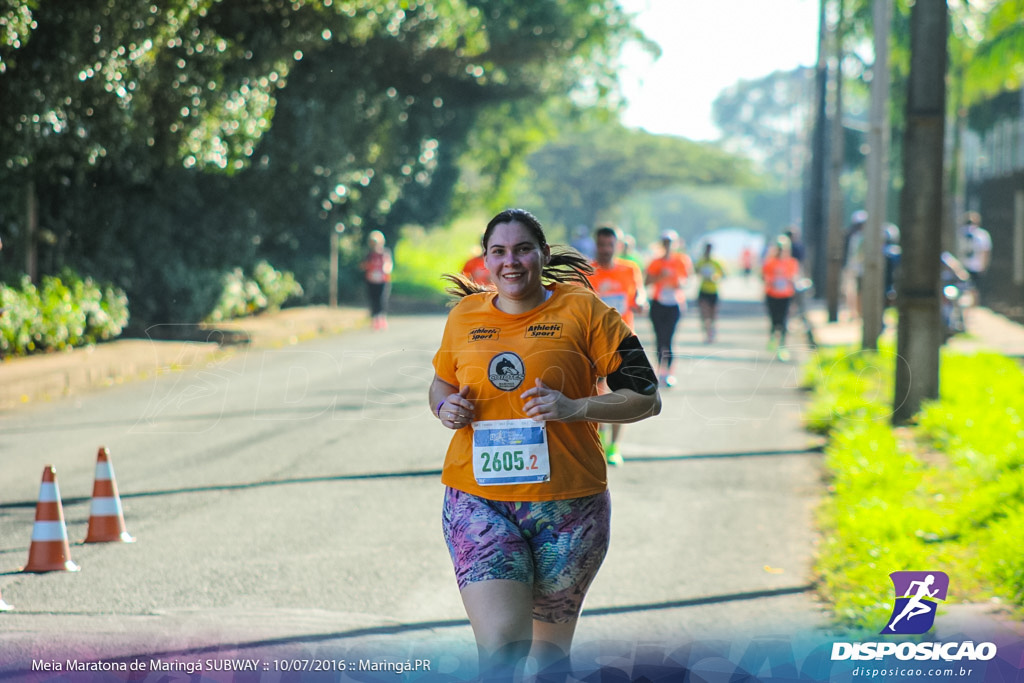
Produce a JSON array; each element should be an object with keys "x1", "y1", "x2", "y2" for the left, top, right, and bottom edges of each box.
[
  {"x1": 84, "y1": 447, "x2": 135, "y2": 544},
  {"x1": 23, "y1": 466, "x2": 80, "y2": 573}
]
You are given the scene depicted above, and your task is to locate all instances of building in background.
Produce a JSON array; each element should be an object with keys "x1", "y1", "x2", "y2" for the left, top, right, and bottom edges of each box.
[{"x1": 963, "y1": 88, "x2": 1024, "y2": 322}]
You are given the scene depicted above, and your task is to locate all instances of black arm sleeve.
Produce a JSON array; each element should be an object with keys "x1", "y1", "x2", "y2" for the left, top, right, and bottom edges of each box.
[{"x1": 606, "y1": 335, "x2": 659, "y2": 396}]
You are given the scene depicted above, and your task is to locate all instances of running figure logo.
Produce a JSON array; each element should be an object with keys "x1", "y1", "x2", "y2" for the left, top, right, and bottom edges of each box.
[{"x1": 882, "y1": 571, "x2": 949, "y2": 635}]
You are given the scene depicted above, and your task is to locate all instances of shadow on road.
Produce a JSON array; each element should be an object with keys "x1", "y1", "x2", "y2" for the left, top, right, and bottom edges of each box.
[
  {"x1": 0, "y1": 468, "x2": 446, "y2": 514},
  {"x1": 0, "y1": 444, "x2": 823, "y2": 517},
  {"x1": 626, "y1": 447, "x2": 822, "y2": 463}
]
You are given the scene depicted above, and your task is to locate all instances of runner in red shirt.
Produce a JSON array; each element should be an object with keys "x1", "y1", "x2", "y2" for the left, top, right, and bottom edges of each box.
[
  {"x1": 740, "y1": 244, "x2": 755, "y2": 279},
  {"x1": 360, "y1": 230, "x2": 393, "y2": 330},
  {"x1": 461, "y1": 251, "x2": 493, "y2": 287}
]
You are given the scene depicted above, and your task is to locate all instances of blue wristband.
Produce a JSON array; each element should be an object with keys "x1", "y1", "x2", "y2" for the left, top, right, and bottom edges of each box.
[{"x1": 435, "y1": 400, "x2": 445, "y2": 418}]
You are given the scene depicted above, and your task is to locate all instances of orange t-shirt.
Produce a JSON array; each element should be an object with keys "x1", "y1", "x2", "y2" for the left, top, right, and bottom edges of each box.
[
  {"x1": 763, "y1": 256, "x2": 800, "y2": 298},
  {"x1": 462, "y1": 254, "x2": 492, "y2": 286},
  {"x1": 587, "y1": 258, "x2": 645, "y2": 330},
  {"x1": 432, "y1": 283, "x2": 632, "y2": 502},
  {"x1": 645, "y1": 253, "x2": 692, "y2": 305}
]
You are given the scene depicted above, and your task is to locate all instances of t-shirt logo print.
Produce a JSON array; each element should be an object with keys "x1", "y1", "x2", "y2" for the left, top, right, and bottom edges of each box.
[{"x1": 488, "y1": 352, "x2": 526, "y2": 391}]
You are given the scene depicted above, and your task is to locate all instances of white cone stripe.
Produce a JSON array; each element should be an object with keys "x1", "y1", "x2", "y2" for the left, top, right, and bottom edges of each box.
[
  {"x1": 37, "y1": 482, "x2": 59, "y2": 503},
  {"x1": 90, "y1": 497, "x2": 123, "y2": 516},
  {"x1": 31, "y1": 521, "x2": 69, "y2": 542},
  {"x1": 94, "y1": 461, "x2": 114, "y2": 480}
]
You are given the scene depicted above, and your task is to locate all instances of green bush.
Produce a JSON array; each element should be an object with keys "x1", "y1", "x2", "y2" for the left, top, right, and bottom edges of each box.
[
  {"x1": 0, "y1": 272, "x2": 129, "y2": 356},
  {"x1": 206, "y1": 260, "x2": 303, "y2": 323},
  {"x1": 252, "y1": 260, "x2": 304, "y2": 311},
  {"x1": 389, "y1": 216, "x2": 488, "y2": 304}
]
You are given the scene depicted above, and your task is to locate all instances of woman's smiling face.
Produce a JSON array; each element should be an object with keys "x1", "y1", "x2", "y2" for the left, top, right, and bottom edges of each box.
[{"x1": 484, "y1": 220, "x2": 550, "y2": 312}]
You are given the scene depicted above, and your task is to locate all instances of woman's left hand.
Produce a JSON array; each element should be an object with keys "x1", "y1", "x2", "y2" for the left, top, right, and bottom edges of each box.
[{"x1": 521, "y1": 378, "x2": 585, "y2": 422}]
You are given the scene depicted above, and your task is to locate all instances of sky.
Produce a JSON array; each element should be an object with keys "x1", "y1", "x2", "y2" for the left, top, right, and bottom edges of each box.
[{"x1": 617, "y1": 0, "x2": 822, "y2": 141}]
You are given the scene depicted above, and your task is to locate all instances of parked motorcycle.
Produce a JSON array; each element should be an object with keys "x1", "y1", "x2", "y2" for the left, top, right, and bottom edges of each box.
[{"x1": 940, "y1": 251, "x2": 974, "y2": 338}]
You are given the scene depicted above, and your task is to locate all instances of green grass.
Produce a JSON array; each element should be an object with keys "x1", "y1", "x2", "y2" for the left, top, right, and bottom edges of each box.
[
  {"x1": 801, "y1": 342, "x2": 899, "y2": 434},
  {"x1": 390, "y1": 213, "x2": 489, "y2": 305},
  {"x1": 806, "y1": 345, "x2": 1024, "y2": 631}
]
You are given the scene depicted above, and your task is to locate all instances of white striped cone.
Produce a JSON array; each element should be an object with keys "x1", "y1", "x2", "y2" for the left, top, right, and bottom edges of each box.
[
  {"x1": 84, "y1": 447, "x2": 134, "y2": 543},
  {"x1": 23, "y1": 466, "x2": 80, "y2": 573}
]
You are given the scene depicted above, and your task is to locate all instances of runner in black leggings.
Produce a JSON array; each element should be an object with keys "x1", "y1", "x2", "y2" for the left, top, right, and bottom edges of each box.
[
  {"x1": 644, "y1": 230, "x2": 692, "y2": 387},
  {"x1": 649, "y1": 300, "x2": 680, "y2": 382}
]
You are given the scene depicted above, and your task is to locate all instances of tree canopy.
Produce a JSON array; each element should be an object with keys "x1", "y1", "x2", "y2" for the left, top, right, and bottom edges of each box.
[
  {"x1": 0, "y1": 0, "x2": 645, "y2": 324},
  {"x1": 525, "y1": 122, "x2": 753, "y2": 232},
  {"x1": 712, "y1": 67, "x2": 817, "y2": 179}
]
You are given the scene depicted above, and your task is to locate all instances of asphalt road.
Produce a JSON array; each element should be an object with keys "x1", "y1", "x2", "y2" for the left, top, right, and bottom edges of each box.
[{"x1": 0, "y1": 278, "x2": 827, "y2": 677}]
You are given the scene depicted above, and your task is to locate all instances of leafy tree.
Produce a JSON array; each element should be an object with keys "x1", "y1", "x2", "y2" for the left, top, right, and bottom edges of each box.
[
  {"x1": 950, "y1": 0, "x2": 1024, "y2": 108},
  {"x1": 525, "y1": 122, "x2": 753, "y2": 232},
  {"x1": 618, "y1": 185, "x2": 759, "y2": 246},
  {"x1": 0, "y1": 0, "x2": 348, "y2": 288},
  {"x1": 0, "y1": 0, "x2": 644, "y2": 325},
  {"x1": 836, "y1": 0, "x2": 1024, "y2": 200},
  {"x1": 220, "y1": 0, "x2": 645, "y2": 295},
  {"x1": 712, "y1": 67, "x2": 817, "y2": 179}
]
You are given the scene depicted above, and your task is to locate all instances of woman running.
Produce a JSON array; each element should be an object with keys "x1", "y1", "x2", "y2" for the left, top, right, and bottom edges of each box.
[
  {"x1": 429, "y1": 208, "x2": 661, "y2": 681},
  {"x1": 694, "y1": 242, "x2": 726, "y2": 344},
  {"x1": 361, "y1": 230, "x2": 393, "y2": 330},
  {"x1": 644, "y1": 230, "x2": 692, "y2": 387},
  {"x1": 762, "y1": 235, "x2": 800, "y2": 361}
]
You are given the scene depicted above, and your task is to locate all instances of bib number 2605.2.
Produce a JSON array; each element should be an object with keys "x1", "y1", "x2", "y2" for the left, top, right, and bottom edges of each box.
[
  {"x1": 478, "y1": 449, "x2": 539, "y2": 474},
  {"x1": 472, "y1": 419, "x2": 551, "y2": 486}
]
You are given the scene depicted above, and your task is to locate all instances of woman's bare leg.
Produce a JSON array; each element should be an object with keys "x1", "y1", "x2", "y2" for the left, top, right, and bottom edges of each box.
[
  {"x1": 461, "y1": 580, "x2": 534, "y2": 681},
  {"x1": 530, "y1": 619, "x2": 578, "y2": 681}
]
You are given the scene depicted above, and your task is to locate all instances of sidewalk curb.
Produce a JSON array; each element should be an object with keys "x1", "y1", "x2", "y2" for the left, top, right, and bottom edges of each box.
[
  {"x1": 805, "y1": 306, "x2": 1024, "y2": 358},
  {"x1": 0, "y1": 306, "x2": 367, "y2": 411}
]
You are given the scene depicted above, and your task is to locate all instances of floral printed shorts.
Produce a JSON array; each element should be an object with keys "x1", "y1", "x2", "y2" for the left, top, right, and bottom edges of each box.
[{"x1": 441, "y1": 486, "x2": 611, "y2": 623}]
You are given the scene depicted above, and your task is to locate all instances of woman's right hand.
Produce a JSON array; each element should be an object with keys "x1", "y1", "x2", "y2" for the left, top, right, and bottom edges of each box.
[{"x1": 438, "y1": 385, "x2": 475, "y2": 430}]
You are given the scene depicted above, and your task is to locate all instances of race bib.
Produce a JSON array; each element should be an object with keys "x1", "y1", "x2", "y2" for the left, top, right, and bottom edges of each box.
[
  {"x1": 656, "y1": 287, "x2": 678, "y2": 305},
  {"x1": 471, "y1": 419, "x2": 551, "y2": 486}
]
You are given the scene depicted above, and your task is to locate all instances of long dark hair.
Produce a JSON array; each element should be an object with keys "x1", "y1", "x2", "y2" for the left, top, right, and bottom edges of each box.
[{"x1": 443, "y1": 208, "x2": 594, "y2": 299}]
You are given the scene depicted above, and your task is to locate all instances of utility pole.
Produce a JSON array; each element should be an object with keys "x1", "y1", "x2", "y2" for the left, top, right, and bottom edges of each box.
[
  {"x1": 329, "y1": 222, "x2": 345, "y2": 308},
  {"x1": 894, "y1": 0, "x2": 947, "y2": 424},
  {"x1": 862, "y1": 0, "x2": 892, "y2": 350},
  {"x1": 805, "y1": 0, "x2": 830, "y2": 295},
  {"x1": 26, "y1": 180, "x2": 38, "y2": 283},
  {"x1": 825, "y1": 0, "x2": 846, "y2": 322}
]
